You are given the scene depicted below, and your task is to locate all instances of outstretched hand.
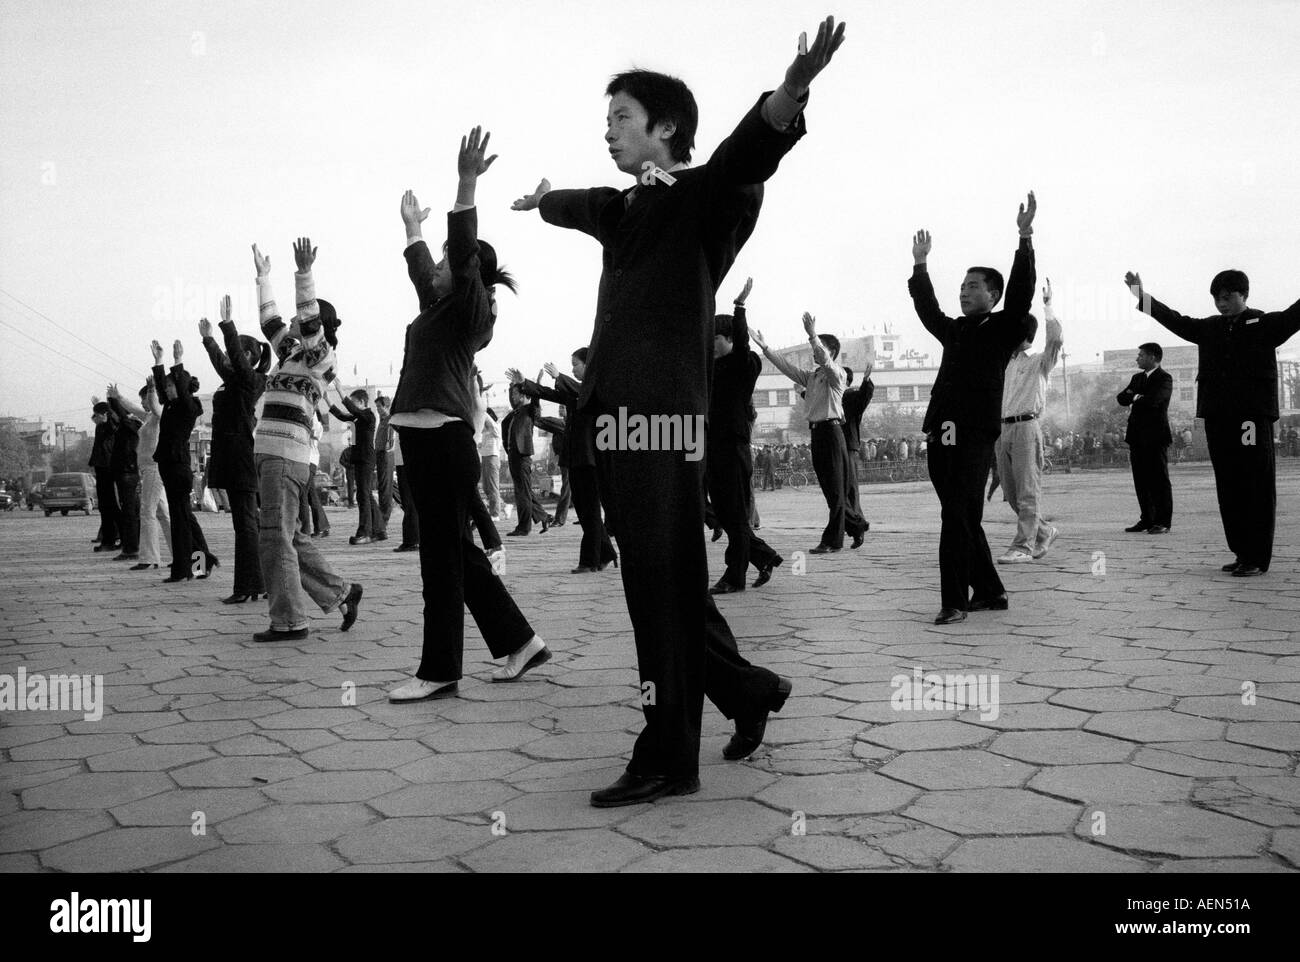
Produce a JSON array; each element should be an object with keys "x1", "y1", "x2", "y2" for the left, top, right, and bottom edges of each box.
[
  {"x1": 198, "y1": 317, "x2": 213, "y2": 339},
  {"x1": 172, "y1": 339, "x2": 183, "y2": 363},
  {"x1": 752, "y1": 329, "x2": 769, "y2": 352},
  {"x1": 802, "y1": 311, "x2": 818, "y2": 336},
  {"x1": 458, "y1": 126, "x2": 498, "y2": 180},
  {"x1": 511, "y1": 178, "x2": 551, "y2": 211},
  {"x1": 151, "y1": 340, "x2": 164, "y2": 363},
  {"x1": 220, "y1": 294, "x2": 233, "y2": 323},
  {"x1": 784, "y1": 15, "x2": 847, "y2": 96},
  {"x1": 543, "y1": 361, "x2": 560, "y2": 379},
  {"x1": 912, "y1": 229, "x2": 932, "y2": 262},
  {"x1": 1042, "y1": 278, "x2": 1053, "y2": 305},
  {"x1": 1017, "y1": 191, "x2": 1037, "y2": 235},
  {"x1": 505, "y1": 367, "x2": 524, "y2": 385},
  {"x1": 401, "y1": 190, "x2": 431, "y2": 229},
  {"x1": 1124, "y1": 271, "x2": 1144, "y2": 300},
  {"x1": 293, "y1": 237, "x2": 317, "y2": 272},
  {"x1": 252, "y1": 244, "x2": 271, "y2": 277},
  {"x1": 735, "y1": 276, "x2": 754, "y2": 306}
]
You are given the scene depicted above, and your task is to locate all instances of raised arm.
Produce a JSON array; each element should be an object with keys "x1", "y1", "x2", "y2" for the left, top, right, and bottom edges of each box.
[
  {"x1": 1001, "y1": 192, "x2": 1038, "y2": 326},
  {"x1": 908, "y1": 229, "x2": 954, "y2": 343},
  {"x1": 1261, "y1": 296, "x2": 1300, "y2": 346},
  {"x1": 535, "y1": 186, "x2": 618, "y2": 240},
  {"x1": 752, "y1": 329, "x2": 810, "y2": 387},
  {"x1": 1124, "y1": 271, "x2": 1204, "y2": 344},
  {"x1": 217, "y1": 295, "x2": 256, "y2": 387},
  {"x1": 199, "y1": 315, "x2": 235, "y2": 383},
  {"x1": 1039, "y1": 280, "x2": 1064, "y2": 375},
  {"x1": 252, "y1": 243, "x2": 294, "y2": 360},
  {"x1": 401, "y1": 190, "x2": 439, "y2": 312},
  {"x1": 732, "y1": 277, "x2": 753, "y2": 356}
]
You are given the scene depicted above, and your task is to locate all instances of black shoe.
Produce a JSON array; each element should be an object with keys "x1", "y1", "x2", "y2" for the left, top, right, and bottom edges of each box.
[
  {"x1": 934, "y1": 608, "x2": 967, "y2": 625},
  {"x1": 1147, "y1": 525, "x2": 1169, "y2": 534},
  {"x1": 753, "y1": 555, "x2": 783, "y2": 588},
  {"x1": 1125, "y1": 522, "x2": 1151, "y2": 533},
  {"x1": 254, "y1": 627, "x2": 310, "y2": 643},
  {"x1": 709, "y1": 580, "x2": 744, "y2": 595},
  {"x1": 851, "y1": 531, "x2": 866, "y2": 549},
  {"x1": 571, "y1": 565, "x2": 601, "y2": 574},
  {"x1": 551, "y1": 519, "x2": 567, "y2": 527},
  {"x1": 711, "y1": 527, "x2": 724, "y2": 543},
  {"x1": 93, "y1": 542, "x2": 120, "y2": 553},
  {"x1": 540, "y1": 517, "x2": 551, "y2": 533},
  {"x1": 113, "y1": 552, "x2": 138, "y2": 561},
  {"x1": 968, "y1": 594, "x2": 1009, "y2": 612},
  {"x1": 1221, "y1": 559, "x2": 1242, "y2": 572},
  {"x1": 393, "y1": 543, "x2": 419, "y2": 552},
  {"x1": 129, "y1": 563, "x2": 158, "y2": 571},
  {"x1": 348, "y1": 535, "x2": 371, "y2": 545},
  {"x1": 590, "y1": 772, "x2": 701, "y2": 808},
  {"x1": 723, "y1": 676, "x2": 793, "y2": 761},
  {"x1": 339, "y1": 583, "x2": 363, "y2": 631},
  {"x1": 506, "y1": 530, "x2": 528, "y2": 537},
  {"x1": 809, "y1": 544, "x2": 840, "y2": 555},
  {"x1": 1232, "y1": 565, "x2": 1266, "y2": 577},
  {"x1": 221, "y1": 593, "x2": 257, "y2": 605},
  {"x1": 198, "y1": 555, "x2": 219, "y2": 578},
  {"x1": 162, "y1": 573, "x2": 194, "y2": 583},
  {"x1": 373, "y1": 533, "x2": 388, "y2": 542}
]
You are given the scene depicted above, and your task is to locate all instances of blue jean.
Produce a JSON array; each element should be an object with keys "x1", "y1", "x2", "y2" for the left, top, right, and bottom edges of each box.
[{"x1": 256, "y1": 454, "x2": 350, "y2": 631}]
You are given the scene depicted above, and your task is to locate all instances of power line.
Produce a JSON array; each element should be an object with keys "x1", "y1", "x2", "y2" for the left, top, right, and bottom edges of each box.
[
  {"x1": 0, "y1": 314, "x2": 125, "y2": 384},
  {"x1": 0, "y1": 287, "x2": 141, "y2": 374}
]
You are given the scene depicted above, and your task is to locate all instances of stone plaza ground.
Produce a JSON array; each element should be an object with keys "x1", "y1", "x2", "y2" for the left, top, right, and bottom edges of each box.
[{"x1": 1, "y1": 462, "x2": 1298, "y2": 873}]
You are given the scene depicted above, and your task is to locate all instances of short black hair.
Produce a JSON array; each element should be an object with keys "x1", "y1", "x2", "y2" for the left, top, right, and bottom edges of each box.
[
  {"x1": 843, "y1": 366, "x2": 855, "y2": 386},
  {"x1": 572, "y1": 347, "x2": 589, "y2": 363},
  {"x1": 318, "y1": 298, "x2": 340, "y2": 348},
  {"x1": 820, "y1": 334, "x2": 841, "y2": 360},
  {"x1": 1139, "y1": 341, "x2": 1163, "y2": 361},
  {"x1": 606, "y1": 69, "x2": 698, "y2": 163},
  {"x1": 713, "y1": 314, "x2": 734, "y2": 338},
  {"x1": 439, "y1": 239, "x2": 518, "y2": 294},
  {"x1": 349, "y1": 388, "x2": 369, "y2": 404},
  {"x1": 966, "y1": 266, "x2": 1005, "y2": 299},
  {"x1": 1022, "y1": 312, "x2": 1039, "y2": 345},
  {"x1": 1210, "y1": 269, "x2": 1249, "y2": 299}
]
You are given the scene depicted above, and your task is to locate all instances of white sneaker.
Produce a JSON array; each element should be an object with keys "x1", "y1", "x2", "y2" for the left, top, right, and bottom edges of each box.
[
  {"x1": 388, "y1": 677, "x2": 458, "y2": 702},
  {"x1": 998, "y1": 549, "x2": 1034, "y2": 564},
  {"x1": 491, "y1": 635, "x2": 551, "y2": 683},
  {"x1": 1032, "y1": 525, "x2": 1059, "y2": 559}
]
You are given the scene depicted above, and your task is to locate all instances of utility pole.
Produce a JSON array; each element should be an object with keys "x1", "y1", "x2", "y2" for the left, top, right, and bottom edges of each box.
[{"x1": 1060, "y1": 351, "x2": 1070, "y2": 422}]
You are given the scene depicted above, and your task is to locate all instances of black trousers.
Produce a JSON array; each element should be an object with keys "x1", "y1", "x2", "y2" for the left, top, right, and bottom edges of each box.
[
  {"x1": 159, "y1": 462, "x2": 212, "y2": 579},
  {"x1": 1128, "y1": 442, "x2": 1172, "y2": 528},
  {"x1": 843, "y1": 448, "x2": 867, "y2": 530},
  {"x1": 113, "y1": 472, "x2": 140, "y2": 554},
  {"x1": 94, "y1": 466, "x2": 120, "y2": 545},
  {"x1": 1205, "y1": 416, "x2": 1276, "y2": 568},
  {"x1": 307, "y1": 466, "x2": 329, "y2": 534},
  {"x1": 553, "y1": 464, "x2": 571, "y2": 524},
  {"x1": 401, "y1": 424, "x2": 534, "y2": 681},
  {"x1": 376, "y1": 452, "x2": 393, "y2": 523},
  {"x1": 707, "y1": 438, "x2": 779, "y2": 587},
  {"x1": 396, "y1": 464, "x2": 419, "y2": 546},
  {"x1": 468, "y1": 488, "x2": 502, "y2": 552},
  {"x1": 927, "y1": 431, "x2": 1004, "y2": 611},
  {"x1": 228, "y1": 488, "x2": 264, "y2": 594},
  {"x1": 571, "y1": 464, "x2": 616, "y2": 568},
  {"x1": 592, "y1": 399, "x2": 781, "y2": 778},
  {"x1": 508, "y1": 454, "x2": 547, "y2": 532},
  {"x1": 811, "y1": 421, "x2": 866, "y2": 548},
  {"x1": 353, "y1": 461, "x2": 383, "y2": 538},
  {"x1": 344, "y1": 464, "x2": 355, "y2": 507}
]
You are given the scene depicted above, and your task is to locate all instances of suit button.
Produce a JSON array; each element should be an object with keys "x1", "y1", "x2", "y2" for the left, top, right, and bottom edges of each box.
[{"x1": 603, "y1": 313, "x2": 612, "y2": 323}]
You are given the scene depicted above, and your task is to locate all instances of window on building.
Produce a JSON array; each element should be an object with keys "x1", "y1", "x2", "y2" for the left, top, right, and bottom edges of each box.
[
  {"x1": 917, "y1": 385, "x2": 931, "y2": 400},
  {"x1": 883, "y1": 342, "x2": 894, "y2": 352},
  {"x1": 1180, "y1": 387, "x2": 1194, "y2": 401},
  {"x1": 753, "y1": 392, "x2": 769, "y2": 408},
  {"x1": 898, "y1": 386, "x2": 915, "y2": 402}
]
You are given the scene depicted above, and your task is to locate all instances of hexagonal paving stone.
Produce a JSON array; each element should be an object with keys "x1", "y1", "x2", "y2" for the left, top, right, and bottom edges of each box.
[
  {"x1": 1079, "y1": 804, "x2": 1268, "y2": 857},
  {"x1": 420, "y1": 722, "x2": 547, "y2": 753},
  {"x1": 747, "y1": 771, "x2": 914, "y2": 815},
  {"x1": 86, "y1": 744, "x2": 215, "y2": 771},
  {"x1": 958, "y1": 703, "x2": 1090, "y2": 730},
  {"x1": 772, "y1": 834, "x2": 896, "y2": 870},
  {"x1": 10, "y1": 734, "x2": 139, "y2": 761},
  {"x1": 139, "y1": 720, "x2": 258, "y2": 743},
  {"x1": 1271, "y1": 829, "x2": 1300, "y2": 869},
  {"x1": 1048, "y1": 687, "x2": 1173, "y2": 712},
  {"x1": 1226, "y1": 722, "x2": 1300, "y2": 752},
  {"x1": 335, "y1": 816, "x2": 491, "y2": 863},
  {"x1": 43, "y1": 827, "x2": 219, "y2": 871},
  {"x1": 23, "y1": 772, "x2": 174, "y2": 810},
  {"x1": 159, "y1": 843, "x2": 346, "y2": 873},
  {"x1": 1028, "y1": 765, "x2": 1193, "y2": 804},
  {"x1": 944, "y1": 836, "x2": 1148, "y2": 872},
  {"x1": 906, "y1": 788, "x2": 1081, "y2": 836},
  {"x1": 216, "y1": 802, "x2": 375, "y2": 843},
  {"x1": 623, "y1": 846, "x2": 813, "y2": 873},
  {"x1": 110, "y1": 788, "x2": 271, "y2": 826},
  {"x1": 0, "y1": 810, "x2": 114, "y2": 853},
  {"x1": 880, "y1": 750, "x2": 1034, "y2": 790},
  {"x1": 989, "y1": 730, "x2": 1136, "y2": 766},
  {"x1": 861, "y1": 720, "x2": 992, "y2": 751},
  {"x1": 370, "y1": 781, "x2": 520, "y2": 818},
  {"x1": 522, "y1": 731, "x2": 632, "y2": 760},
  {"x1": 463, "y1": 829, "x2": 652, "y2": 872},
  {"x1": 1153, "y1": 858, "x2": 1295, "y2": 873},
  {"x1": 620, "y1": 799, "x2": 790, "y2": 846},
  {"x1": 1175, "y1": 695, "x2": 1300, "y2": 722},
  {"x1": 263, "y1": 771, "x2": 406, "y2": 803},
  {"x1": 298, "y1": 739, "x2": 428, "y2": 771},
  {"x1": 170, "y1": 756, "x2": 313, "y2": 787},
  {"x1": 1084, "y1": 710, "x2": 1224, "y2": 743}
]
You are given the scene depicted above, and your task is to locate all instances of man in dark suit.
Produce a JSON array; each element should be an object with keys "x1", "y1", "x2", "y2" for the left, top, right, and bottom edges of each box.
[
  {"x1": 88, "y1": 399, "x2": 120, "y2": 551},
  {"x1": 1126, "y1": 269, "x2": 1300, "y2": 575},
  {"x1": 500, "y1": 385, "x2": 550, "y2": 536},
  {"x1": 329, "y1": 389, "x2": 384, "y2": 544},
  {"x1": 707, "y1": 277, "x2": 783, "y2": 593},
  {"x1": 909, "y1": 195, "x2": 1037, "y2": 625},
  {"x1": 513, "y1": 17, "x2": 845, "y2": 806},
  {"x1": 841, "y1": 359, "x2": 875, "y2": 536},
  {"x1": 1117, "y1": 342, "x2": 1174, "y2": 534}
]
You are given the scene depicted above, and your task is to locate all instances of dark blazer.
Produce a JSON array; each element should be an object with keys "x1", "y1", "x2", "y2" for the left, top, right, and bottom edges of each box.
[
  {"x1": 710, "y1": 303, "x2": 762, "y2": 443},
  {"x1": 910, "y1": 238, "x2": 1036, "y2": 438},
  {"x1": 391, "y1": 209, "x2": 496, "y2": 425},
  {"x1": 1118, "y1": 367, "x2": 1173, "y2": 448},
  {"x1": 521, "y1": 374, "x2": 592, "y2": 468},
  {"x1": 1139, "y1": 297, "x2": 1300, "y2": 421},
  {"x1": 152, "y1": 362, "x2": 202, "y2": 468},
  {"x1": 538, "y1": 91, "x2": 806, "y2": 419},
  {"x1": 501, "y1": 401, "x2": 540, "y2": 461},
  {"x1": 330, "y1": 396, "x2": 376, "y2": 465},
  {"x1": 105, "y1": 397, "x2": 140, "y2": 476},
  {"x1": 88, "y1": 419, "x2": 116, "y2": 469},
  {"x1": 841, "y1": 379, "x2": 875, "y2": 452},
  {"x1": 202, "y1": 320, "x2": 267, "y2": 491}
]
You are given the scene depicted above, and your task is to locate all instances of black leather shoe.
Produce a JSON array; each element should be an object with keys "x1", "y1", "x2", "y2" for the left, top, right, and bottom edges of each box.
[
  {"x1": 254, "y1": 627, "x2": 309, "y2": 643},
  {"x1": 373, "y1": 533, "x2": 388, "y2": 542},
  {"x1": 540, "y1": 517, "x2": 551, "y2": 533},
  {"x1": 1232, "y1": 565, "x2": 1266, "y2": 577},
  {"x1": 130, "y1": 563, "x2": 158, "y2": 571},
  {"x1": 393, "y1": 543, "x2": 419, "y2": 552},
  {"x1": 113, "y1": 552, "x2": 137, "y2": 561},
  {"x1": 221, "y1": 593, "x2": 256, "y2": 605},
  {"x1": 93, "y1": 542, "x2": 120, "y2": 553},
  {"x1": 968, "y1": 594, "x2": 1009, "y2": 612},
  {"x1": 1125, "y1": 522, "x2": 1151, "y2": 533},
  {"x1": 809, "y1": 544, "x2": 840, "y2": 555},
  {"x1": 339, "y1": 583, "x2": 363, "y2": 631},
  {"x1": 723, "y1": 675, "x2": 793, "y2": 760},
  {"x1": 934, "y1": 608, "x2": 967, "y2": 625},
  {"x1": 506, "y1": 530, "x2": 528, "y2": 537},
  {"x1": 1147, "y1": 525, "x2": 1169, "y2": 534},
  {"x1": 348, "y1": 535, "x2": 371, "y2": 545},
  {"x1": 709, "y1": 580, "x2": 744, "y2": 595},
  {"x1": 571, "y1": 565, "x2": 600, "y2": 574},
  {"x1": 1221, "y1": 559, "x2": 1242, "y2": 572},
  {"x1": 851, "y1": 531, "x2": 866, "y2": 549},
  {"x1": 162, "y1": 573, "x2": 194, "y2": 583},
  {"x1": 753, "y1": 555, "x2": 783, "y2": 588},
  {"x1": 711, "y1": 527, "x2": 724, "y2": 542},
  {"x1": 590, "y1": 771, "x2": 701, "y2": 808}
]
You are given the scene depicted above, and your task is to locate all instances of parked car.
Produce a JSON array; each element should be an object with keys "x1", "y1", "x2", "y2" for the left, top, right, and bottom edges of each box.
[
  {"x1": 42, "y1": 472, "x2": 97, "y2": 516},
  {"x1": 0, "y1": 488, "x2": 14, "y2": 510},
  {"x1": 26, "y1": 482, "x2": 44, "y2": 510}
]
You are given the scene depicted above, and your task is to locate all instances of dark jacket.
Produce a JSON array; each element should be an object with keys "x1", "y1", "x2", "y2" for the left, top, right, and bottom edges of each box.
[
  {"x1": 910, "y1": 237, "x2": 1036, "y2": 439},
  {"x1": 152, "y1": 362, "x2": 202, "y2": 468},
  {"x1": 202, "y1": 320, "x2": 267, "y2": 491},
  {"x1": 710, "y1": 303, "x2": 762, "y2": 443},
  {"x1": 521, "y1": 374, "x2": 593, "y2": 468},
  {"x1": 391, "y1": 208, "x2": 495, "y2": 424},
  {"x1": 1139, "y1": 297, "x2": 1300, "y2": 421},
  {"x1": 501, "y1": 400, "x2": 540, "y2": 461},
  {"x1": 88, "y1": 419, "x2": 116, "y2": 470},
  {"x1": 1118, "y1": 367, "x2": 1173, "y2": 448},
  {"x1": 842, "y1": 380, "x2": 875, "y2": 452},
  {"x1": 105, "y1": 397, "x2": 140, "y2": 476},
  {"x1": 538, "y1": 91, "x2": 806, "y2": 419},
  {"x1": 330, "y1": 396, "x2": 376, "y2": 465}
]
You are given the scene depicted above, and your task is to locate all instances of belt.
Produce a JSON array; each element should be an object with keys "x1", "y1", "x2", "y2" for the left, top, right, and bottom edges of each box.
[{"x1": 1001, "y1": 413, "x2": 1037, "y2": 424}]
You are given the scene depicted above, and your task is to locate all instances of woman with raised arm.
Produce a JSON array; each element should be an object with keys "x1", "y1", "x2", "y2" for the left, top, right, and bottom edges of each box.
[{"x1": 387, "y1": 128, "x2": 547, "y2": 702}]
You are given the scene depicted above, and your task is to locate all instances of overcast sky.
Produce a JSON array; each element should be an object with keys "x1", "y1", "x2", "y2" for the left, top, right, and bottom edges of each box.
[{"x1": 3, "y1": 0, "x2": 1299, "y2": 428}]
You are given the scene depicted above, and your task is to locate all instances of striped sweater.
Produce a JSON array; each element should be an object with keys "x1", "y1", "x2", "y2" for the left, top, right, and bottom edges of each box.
[{"x1": 253, "y1": 268, "x2": 337, "y2": 463}]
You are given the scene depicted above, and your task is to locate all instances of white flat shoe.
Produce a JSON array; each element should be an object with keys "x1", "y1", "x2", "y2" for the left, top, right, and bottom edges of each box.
[
  {"x1": 997, "y1": 549, "x2": 1033, "y2": 564},
  {"x1": 491, "y1": 636, "x2": 551, "y2": 683},
  {"x1": 388, "y1": 677, "x2": 458, "y2": 702}
]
